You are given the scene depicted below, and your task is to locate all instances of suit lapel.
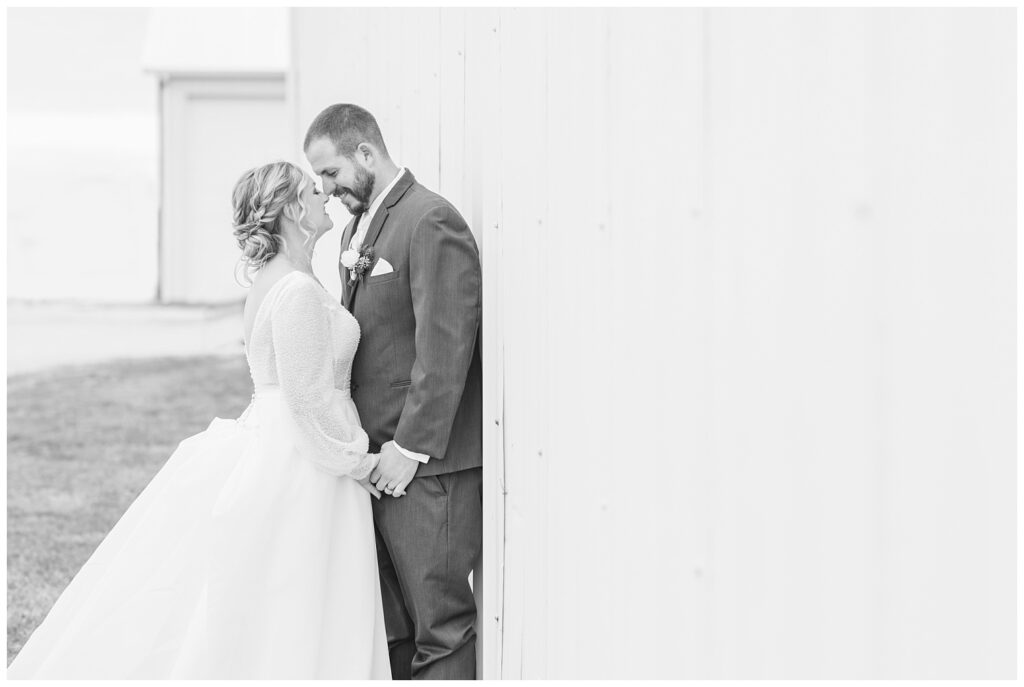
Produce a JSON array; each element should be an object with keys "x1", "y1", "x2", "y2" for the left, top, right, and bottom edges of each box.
[
  {"x1": 339, "y1": 216, "x2": 358, "y2": 310},
  {"x1": 345, "y1": 169, "x2": 417, "y2": 309},
  {"x1": 346, "y1": 206, "x2": 388, "y2": 308}
]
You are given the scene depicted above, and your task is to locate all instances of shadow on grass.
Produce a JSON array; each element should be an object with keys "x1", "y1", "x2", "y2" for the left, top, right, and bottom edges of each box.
[{"x1": 6, "y1": 355, "x2": 253, "y2": 665}]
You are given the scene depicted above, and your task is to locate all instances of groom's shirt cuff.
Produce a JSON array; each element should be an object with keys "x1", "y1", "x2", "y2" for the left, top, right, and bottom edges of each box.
[{"x1": 394, "y1": 441, "x2": 430, "y2": 464}]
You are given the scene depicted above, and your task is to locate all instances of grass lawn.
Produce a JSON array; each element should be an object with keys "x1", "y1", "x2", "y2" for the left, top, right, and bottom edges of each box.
[{"x1": 6, "y1": 355, "x2": 252, "y2": 665}]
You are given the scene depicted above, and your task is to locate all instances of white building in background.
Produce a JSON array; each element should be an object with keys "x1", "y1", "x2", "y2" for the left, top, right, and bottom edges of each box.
[
  {"x1": 7, "y1": 7, "x2": 291, "y2": 305},
  {"x1": 143, "y1": 8, "x2": 290, "y2": 304}
]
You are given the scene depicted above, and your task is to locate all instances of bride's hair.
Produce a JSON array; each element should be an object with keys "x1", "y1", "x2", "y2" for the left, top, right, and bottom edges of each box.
[{"x1": 231, "y1": 161, "x2": 312, "y2": 285}]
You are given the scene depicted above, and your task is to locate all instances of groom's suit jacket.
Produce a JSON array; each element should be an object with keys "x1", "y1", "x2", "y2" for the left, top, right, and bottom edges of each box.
[{"x1": 340, "y1": 169, "x2": 482, "y2": 478}]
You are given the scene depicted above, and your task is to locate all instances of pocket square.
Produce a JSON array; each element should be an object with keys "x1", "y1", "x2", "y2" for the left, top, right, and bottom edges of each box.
[{"x1": 370, "y1": 258, "x2": 394, "y2": 277}]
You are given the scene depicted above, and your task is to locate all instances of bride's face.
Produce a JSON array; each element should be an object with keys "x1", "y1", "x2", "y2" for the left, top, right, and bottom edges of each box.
[{"x1": 300, "y1": 179, "x2": 334, "y2": 235}]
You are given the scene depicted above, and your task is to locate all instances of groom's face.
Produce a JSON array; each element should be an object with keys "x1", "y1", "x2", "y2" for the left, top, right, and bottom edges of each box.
[{"x1": 305, "y1": 137, "x2": 376, "y2": 216}]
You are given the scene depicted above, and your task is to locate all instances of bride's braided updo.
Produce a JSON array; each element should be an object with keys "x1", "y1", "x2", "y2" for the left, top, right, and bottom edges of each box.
[{"x1": 231, "y1": 161, "x2": 310, "y2": 283}]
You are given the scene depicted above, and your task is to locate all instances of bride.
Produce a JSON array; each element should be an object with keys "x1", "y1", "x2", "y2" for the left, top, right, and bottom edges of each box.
[{"x1": 7, "y1": 161, "x2": 392, "y2": 679}]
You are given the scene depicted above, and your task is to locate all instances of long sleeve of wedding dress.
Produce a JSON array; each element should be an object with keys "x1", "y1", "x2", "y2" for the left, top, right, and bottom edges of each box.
[{"x1": 270, "y1": 278, "x2": 374, "y2": 480}]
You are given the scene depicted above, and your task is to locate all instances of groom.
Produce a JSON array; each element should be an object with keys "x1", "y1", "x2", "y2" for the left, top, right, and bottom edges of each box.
[{"x1": 304, "y1": 104, "x2": 483, "y2": 680}]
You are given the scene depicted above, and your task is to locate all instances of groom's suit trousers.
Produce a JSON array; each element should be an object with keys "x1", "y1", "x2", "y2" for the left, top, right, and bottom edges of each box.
[{"x1": 372, "y1": 466, "x2": 482, "y2": 680}]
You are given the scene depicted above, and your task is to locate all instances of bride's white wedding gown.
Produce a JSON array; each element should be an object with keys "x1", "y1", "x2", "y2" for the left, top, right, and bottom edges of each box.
[{"x1": 8, "y1": 271, "x2": 391, "y2": 679}]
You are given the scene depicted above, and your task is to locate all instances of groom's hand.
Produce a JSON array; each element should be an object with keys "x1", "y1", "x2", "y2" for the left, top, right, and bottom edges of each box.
[{"x1": 370, "y1": 441, "x2": 419, "y2": 497}]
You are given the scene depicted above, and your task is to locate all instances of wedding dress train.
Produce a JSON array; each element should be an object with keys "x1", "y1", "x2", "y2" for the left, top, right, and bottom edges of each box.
[{"x1": 8, "y1": 271, "x2": 391, "y2": 679}]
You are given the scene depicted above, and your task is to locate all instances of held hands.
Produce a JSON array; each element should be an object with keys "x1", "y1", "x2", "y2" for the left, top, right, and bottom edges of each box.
[
  {"x1": 370, "y1": 441, "x2": 419, "y2": 498},
  {"x1": 357, "y1": 453, "x2": 383, "y2": 500}
]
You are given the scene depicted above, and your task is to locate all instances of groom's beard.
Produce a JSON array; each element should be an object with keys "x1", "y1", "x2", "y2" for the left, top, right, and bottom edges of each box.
[{"x1": 336, "y1": 166, "x2": 376, "y2": 216}]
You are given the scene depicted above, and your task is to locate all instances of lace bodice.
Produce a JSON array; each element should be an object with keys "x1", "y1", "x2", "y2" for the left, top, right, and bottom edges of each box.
[{"x1": 244, "y1": 271, "x2": 373, "y2": 479}]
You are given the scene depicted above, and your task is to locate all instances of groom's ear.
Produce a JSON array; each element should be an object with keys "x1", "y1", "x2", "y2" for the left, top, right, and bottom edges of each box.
[{"x1": 355, "y1": 142, "x2": 376, "y2": 166}]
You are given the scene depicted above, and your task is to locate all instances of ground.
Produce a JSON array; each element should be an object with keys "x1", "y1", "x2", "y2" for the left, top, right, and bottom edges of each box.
[{"x1": 6, "y1": 355, "x2": 252, "y2": 664}]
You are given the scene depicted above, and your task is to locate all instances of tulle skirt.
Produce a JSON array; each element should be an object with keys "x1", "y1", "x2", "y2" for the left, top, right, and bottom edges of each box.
[{"x1": 7, "y1": 390, "x2": 391, "y2": 680}]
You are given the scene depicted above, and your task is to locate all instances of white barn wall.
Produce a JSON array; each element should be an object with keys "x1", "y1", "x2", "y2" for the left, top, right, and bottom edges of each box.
[
  {"x1": 704, "y1": 10, "x2": 884, "y2": 676},
  {"x1": 703, "y1": 10, "x2": 1014, "y2": 678},
  {"x1": 462, "y1": 11, "x2": 504, "y2": 679},
  {"x1": 289, "y1": 8, "x2": 1015, "y2": 679}
]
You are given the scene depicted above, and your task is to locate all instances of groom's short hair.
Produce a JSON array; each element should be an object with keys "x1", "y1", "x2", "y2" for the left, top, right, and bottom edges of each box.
[{"x1": 304, "y1": 104, "x2": 390, "y2": 159}]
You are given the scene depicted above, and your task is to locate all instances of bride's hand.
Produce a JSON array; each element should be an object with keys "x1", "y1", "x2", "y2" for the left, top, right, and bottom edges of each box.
[{"x1": 358, "y1": 454, "x2": 383, "y2": 499}]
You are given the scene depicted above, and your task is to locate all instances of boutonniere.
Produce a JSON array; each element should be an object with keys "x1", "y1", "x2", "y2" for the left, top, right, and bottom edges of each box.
[{"x1": 340, "y1": 246, "x2": 375, "y2": 283}]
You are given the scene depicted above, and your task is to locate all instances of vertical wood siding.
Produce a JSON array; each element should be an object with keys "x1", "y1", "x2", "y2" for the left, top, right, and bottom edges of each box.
[{"x1": 291, "y1": 8, "x2": 1015, "y2": 678}]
